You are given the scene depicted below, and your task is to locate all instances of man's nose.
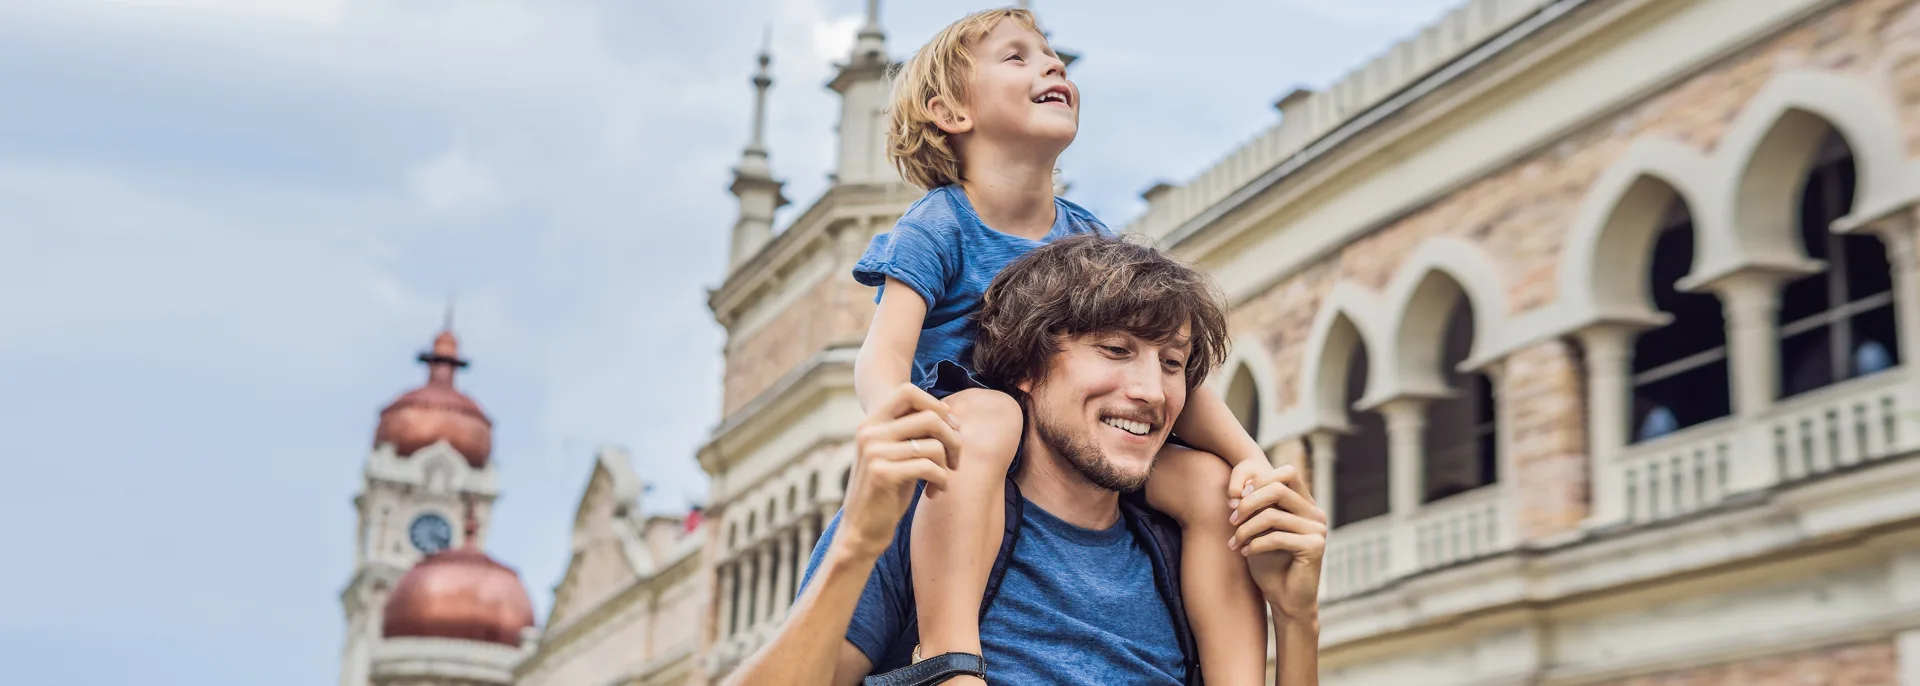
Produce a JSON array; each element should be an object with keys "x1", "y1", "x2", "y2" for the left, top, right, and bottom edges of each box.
[{"x1": 1122, "y1": 361, "x2": 1167, "y2": 406}]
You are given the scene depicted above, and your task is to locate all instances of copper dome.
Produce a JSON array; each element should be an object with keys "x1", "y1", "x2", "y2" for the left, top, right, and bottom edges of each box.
[
  {"x1": 374, "y1": 330, "x2": 493, "y2": 468},
  {"x1": 381, "y1": 532, "x2": 535, "y2": 647}
]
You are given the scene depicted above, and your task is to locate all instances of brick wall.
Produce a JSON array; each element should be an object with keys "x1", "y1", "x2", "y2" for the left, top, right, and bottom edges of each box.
[{"x1": 721, "y1": 270, "x2": 876, "y2": 418}]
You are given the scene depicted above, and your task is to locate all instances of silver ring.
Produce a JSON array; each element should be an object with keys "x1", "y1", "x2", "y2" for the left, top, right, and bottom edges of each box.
[{"x1": 909, "y1": 438, "x2": 925, "y2": 455}]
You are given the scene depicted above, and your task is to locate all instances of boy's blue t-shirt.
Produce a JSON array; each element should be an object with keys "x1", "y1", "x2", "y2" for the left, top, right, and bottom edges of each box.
[
  {"x1": 798, "y1": 497, "x2": 1185, "y2": 685},
  {"x1": 853, "y1": 184, "x2": 1112, "y2": 391}
]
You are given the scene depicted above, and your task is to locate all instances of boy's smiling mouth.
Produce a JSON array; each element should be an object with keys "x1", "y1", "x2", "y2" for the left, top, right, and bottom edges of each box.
[{"x1": 1032, "y1": 85, "x2": 1072, "y2": 107}]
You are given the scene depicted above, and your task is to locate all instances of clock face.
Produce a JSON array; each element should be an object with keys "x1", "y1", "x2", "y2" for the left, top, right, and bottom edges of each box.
[{"x1": 409, "y1": 513, "x2": 453, "y2": 555}]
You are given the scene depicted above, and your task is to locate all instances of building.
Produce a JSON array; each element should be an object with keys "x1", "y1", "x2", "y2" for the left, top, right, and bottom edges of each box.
[
  {"x1": 701, "y1": 0, "x2": 1920, "y2": 683},
  {"x1": 339, "y1": 0, "x2": 1920, "y2": 683},
  {"x1": 1129, "y1": 0, "x2": 1920, "y2": 683},
  {"x1": 337, "y1": 327, "x2": 708, "y2": 686}
]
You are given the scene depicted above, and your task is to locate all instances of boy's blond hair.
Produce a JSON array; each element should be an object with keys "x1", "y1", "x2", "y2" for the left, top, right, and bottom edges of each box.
[{"x1": 886, "y1": 8, "x2": 1046, "y2": 190}]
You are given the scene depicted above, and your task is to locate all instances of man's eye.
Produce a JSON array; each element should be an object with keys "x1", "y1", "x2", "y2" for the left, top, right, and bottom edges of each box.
[{"x1": 1101, "y1": 345, "x2": 1128, "y2": 356}]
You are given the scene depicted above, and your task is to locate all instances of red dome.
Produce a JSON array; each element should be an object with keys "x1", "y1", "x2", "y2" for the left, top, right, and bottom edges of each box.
[
  {"x1": 374, "y1": 330, "x2": 493, "y2": 467},
  {"x1": 381, "y1": 547, "x2": 535, "y2": 647}
]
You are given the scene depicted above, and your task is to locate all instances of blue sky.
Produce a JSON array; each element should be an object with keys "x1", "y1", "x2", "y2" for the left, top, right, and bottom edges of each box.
[{"x1": 0, "y1": 0, "x2": 1455, "y2": 683}]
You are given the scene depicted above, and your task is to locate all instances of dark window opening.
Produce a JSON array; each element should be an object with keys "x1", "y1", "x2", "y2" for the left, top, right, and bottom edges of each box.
[
  {"x1": 1778, "y1": 131, "x2": 1900, "y2": 398},
  {"x1": 1334, "y1": 343, "x2": 1390, "y2": 527},
  {"x1": 1422, "y1": 296, "x2": 1497, "y2": 502},
  {"x1": 1631, "y1": 200, "x2": 1732, "y2": 442},
  {"x1": 1226, "y1": 364, "x2": 1261, "y2": 438}
]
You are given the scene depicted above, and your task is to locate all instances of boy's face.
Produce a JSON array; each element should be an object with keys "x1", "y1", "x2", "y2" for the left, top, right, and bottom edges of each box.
[{"x1": 960, "y1": 20, "x2": 1077, "y2": 147}]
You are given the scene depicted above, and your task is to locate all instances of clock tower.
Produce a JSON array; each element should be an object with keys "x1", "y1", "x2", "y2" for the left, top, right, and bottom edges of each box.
[{"x1": 337, "y1": 325, "x2": 502, "y2": 686}]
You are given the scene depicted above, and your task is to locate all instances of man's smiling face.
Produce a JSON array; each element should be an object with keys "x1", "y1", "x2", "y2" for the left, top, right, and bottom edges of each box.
[{"x1": 1020, "y1": 327, "x2": 1192, "y2": 492}]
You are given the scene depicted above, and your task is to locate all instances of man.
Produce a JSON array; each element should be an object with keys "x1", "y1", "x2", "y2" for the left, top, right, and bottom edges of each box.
[{"x1": 728, "y1": 235, "x2": 1326, "y2": 685}]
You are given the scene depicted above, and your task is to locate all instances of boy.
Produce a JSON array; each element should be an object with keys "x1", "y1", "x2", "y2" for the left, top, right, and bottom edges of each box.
[{"x1": 851, "y1": 8, "x2": 1274, "y2": 683}]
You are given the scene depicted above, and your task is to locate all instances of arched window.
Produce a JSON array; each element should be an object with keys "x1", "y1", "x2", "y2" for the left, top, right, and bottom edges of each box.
[
  {"x1": 1778, "y1": 131, "x2": 1900, "y2": 397},
  {"x1": 1224, "y1": 364, "x2": 1260, "y2": 437},
  {"x1": 808, "y1": 471, "x2": 820, "y2": 501},
  {"x1": 1631, "y1": 199, "x2": 1731, "y2": 442},
  {"x1": 745, "y1": 556, "x2": 760, "y2": 629},
  {"x1": 1333, "y1": 341, "x2": 1390, "y2": 527},
  {"x1": 1421, "y1": 294, "x2": 1497, "y2": 502},
  {"x1": 787, "y1": 485, "x2": 799, "y2": 513}
]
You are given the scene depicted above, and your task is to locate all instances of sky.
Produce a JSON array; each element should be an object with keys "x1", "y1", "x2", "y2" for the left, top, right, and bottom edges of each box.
[{"x1": 0, "y1": 0, "x2": 1458, "y2": 683}]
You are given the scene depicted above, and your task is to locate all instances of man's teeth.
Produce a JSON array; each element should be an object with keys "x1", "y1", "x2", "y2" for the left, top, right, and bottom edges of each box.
[{"x1": 1103, "y1": 417, "x2": 1150, "y2": 436}]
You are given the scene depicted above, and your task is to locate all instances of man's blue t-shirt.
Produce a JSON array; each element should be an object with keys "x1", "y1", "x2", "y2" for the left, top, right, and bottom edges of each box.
[
  {"x1": 797, "y1": 495, "x2": 1185, "y2": 684},
  {"x1": 852, "y1": 184, "x2": 1111, "y2": 392}
]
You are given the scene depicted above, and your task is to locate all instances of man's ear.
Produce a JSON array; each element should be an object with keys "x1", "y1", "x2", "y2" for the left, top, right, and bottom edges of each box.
[{"x1": 928, "y1": 95, "x2": 973, "y2": 135}]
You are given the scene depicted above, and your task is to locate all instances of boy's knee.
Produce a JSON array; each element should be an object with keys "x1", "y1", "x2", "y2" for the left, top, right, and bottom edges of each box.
[
  {"x1": 1155, "y1": 447, "x2": 1234, "y2": 526},
  {"x1": 945, "y1": 388, "x2": 1023, "y2": 429},
  {"x1": 943, "y1": 388, "x2": 1024, "y2": 470}
]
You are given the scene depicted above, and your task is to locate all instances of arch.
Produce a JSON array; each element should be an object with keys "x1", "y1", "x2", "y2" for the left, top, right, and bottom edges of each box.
[
  {"x1": 1224, "y1": 364, "x2": 1261, "y2": 438},
  {"x1": 1560, "y1": 137, "x2": 1719, "y2": 320},
  {"x1": 1377, "y1": 237, "x2": 1510, "y2": 397},
  {"x1": 1721, "y1": 69, "x2": 1916, "y2": 259},
  {"x1": 1211, "y1": 330, "x2": 1282, "y2": 443},
  {"x1": 1295, "y1": 282, "x2": 1386, "y2": 432}
]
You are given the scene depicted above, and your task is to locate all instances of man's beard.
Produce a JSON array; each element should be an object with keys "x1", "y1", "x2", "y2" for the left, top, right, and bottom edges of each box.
[{"x1": 1030, "y1": 402, "x2": 1153, "y2": 493}]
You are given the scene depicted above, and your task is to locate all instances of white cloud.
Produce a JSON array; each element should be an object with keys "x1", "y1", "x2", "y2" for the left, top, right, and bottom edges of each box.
[{"x1": 406, "y1": 139, "x2": 502, "y2": 214}]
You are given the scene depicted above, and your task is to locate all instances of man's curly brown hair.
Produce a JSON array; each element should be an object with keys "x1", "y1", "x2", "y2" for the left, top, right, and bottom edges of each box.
[{"x1": 971, "y1": 234, "x2": 1231, "y2": 396}]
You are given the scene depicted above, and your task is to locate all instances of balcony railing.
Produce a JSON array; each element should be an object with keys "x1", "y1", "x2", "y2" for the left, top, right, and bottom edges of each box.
[
  {"x1": 1323, "y1": 483, "x2": 1511, "y2": 602},
  {"x1": 1612, "y1": 366, "x2": 1916, "y2": 524}
]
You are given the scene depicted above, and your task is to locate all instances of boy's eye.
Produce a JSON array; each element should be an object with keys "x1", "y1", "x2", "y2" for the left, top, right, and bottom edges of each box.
[{"x1": 1005, "y1": 52, "x2": 1023, "y2": 62}]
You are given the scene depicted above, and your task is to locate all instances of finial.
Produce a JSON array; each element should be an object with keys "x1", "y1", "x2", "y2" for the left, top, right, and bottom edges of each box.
[
  {"x1": 443, "y1": 297, "x2": 455, "y2": 333},
  {"x1": 743, "y1": 36, "x2": 775, "y2": 161},
  {"x1": 462, "y1": 496, "x2": 479, "y2": 548},
  {"x1": 1017, "y1": 0, "x2": 1030, "y2": 11}
]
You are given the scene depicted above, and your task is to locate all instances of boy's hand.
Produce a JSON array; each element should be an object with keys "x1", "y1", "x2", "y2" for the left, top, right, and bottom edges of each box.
[
  {"x1": 1227, "y1": 463, "x2": 1327, "y2": 623},
  {"x1": 1225, "y1": 457, "x2": 1272, "y2": 502},
  {"x1": 838, "y1": 383, "x2": 961, "y2": 560}
]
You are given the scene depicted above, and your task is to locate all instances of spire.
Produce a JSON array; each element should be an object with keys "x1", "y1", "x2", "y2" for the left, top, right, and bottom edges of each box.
[
  {"x1": 850, "y1": 0, "x2": 884, "y2": 64},
  {"x1": 728, "y1": 36, "x2": 789, "y2": 269},
  {"x1": 740, "y1": 28, "x2": 774, "y2": 175}
]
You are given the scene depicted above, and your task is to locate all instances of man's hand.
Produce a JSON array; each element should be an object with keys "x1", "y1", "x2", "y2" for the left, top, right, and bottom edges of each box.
[
  {"x1": 1226, "y1": 463, "x2": 1327, "y2": 622},
  {"x1": 839, "y1": 383, "x2": 961, "y2": 559}
]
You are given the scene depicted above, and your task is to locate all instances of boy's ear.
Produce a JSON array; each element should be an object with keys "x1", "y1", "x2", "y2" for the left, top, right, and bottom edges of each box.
[{"x1": 928, "y1": 95, "x2": 973, "y2": 135}]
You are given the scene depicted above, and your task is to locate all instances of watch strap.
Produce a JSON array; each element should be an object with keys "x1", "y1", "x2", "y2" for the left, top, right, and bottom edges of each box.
[{"x1": 861, "y1": 652, "x2": 986, "y2": 686}]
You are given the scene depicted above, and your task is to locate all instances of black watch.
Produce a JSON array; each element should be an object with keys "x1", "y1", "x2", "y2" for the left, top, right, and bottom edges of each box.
[{"x1": 861, "y1": 652, "x2": 987, "y2": 686}]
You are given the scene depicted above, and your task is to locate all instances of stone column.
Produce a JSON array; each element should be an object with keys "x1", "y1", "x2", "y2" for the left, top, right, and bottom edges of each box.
[
  {"x1": 1576, "y1": 326, "x2": 1636, "y2": 527},
  {"x1": 765, "y1": 537, "x2": 783, "y2": 623},
  {"x1": 1890, "y1": 548, "x2": 1920, "y2": 686},
  {"x1": 716, "y1": 562, "x2": 735, "y2": 639},
  {"x1": 1378, "y1": 398, "x2": 1429, "y2": 576},
  {"x1": 1876, "y1": 220, "x2": 1920, "y2": 379},
  {"x1": 1306, "y1": 431, "x2": 1338, "y2": 527},
  {"x1": 1713, "y1": 273, "x2": 1785, "y2": 418},
  {"x1": 763, "y1": 542, "x2": 780, "y2": 624}
]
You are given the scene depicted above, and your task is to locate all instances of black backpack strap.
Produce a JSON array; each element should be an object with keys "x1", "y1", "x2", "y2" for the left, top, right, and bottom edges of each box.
[
  {"x1": 1123, "y1": 496, "x2": 1203, "y2": 684},
  {"x1": 979, "y1": 474, "x2": 1025, "y2": 618}
]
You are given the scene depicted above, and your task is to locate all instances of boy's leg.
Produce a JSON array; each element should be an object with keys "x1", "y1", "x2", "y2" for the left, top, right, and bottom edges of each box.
[
  {"x1": 1146, "y1": 446, "x2": 1270, "y2": 685},
  {"x1": 910, "y1": 388, "x2": 1023, "y2": 682}
]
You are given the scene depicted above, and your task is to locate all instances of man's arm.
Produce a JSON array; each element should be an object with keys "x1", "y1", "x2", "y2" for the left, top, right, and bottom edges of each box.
[
  {"x1": 724, "y1": 383, "x2": 961, "y2": 686},
  {"x1": 1227, "y1": 463, "x2": 1328, "y2": 686}
]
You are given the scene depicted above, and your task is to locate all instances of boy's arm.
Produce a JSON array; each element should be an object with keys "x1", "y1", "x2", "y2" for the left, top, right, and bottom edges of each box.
[
  {"x1": 1272, "y1": 613, "x2": 1320, "y2": 686},
  {"x1": 1172, "y1": 383, "x2": 1270, "y2": 469},
  {"x1": 854, "y1": 277, "x2": 929, "y2": 413}
]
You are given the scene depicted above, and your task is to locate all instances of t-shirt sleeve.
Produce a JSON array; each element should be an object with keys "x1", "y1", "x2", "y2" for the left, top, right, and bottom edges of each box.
[
  {"x1": 797, "y1": 508, "x2": 911, "y2": 666},
  {"x1": 852, "y1": 221, "x2": 953, "y2": 307}
]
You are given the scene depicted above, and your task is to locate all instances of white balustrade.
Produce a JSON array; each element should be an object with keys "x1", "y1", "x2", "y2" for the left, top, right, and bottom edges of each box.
[
  {"x1": 1410, "y1": 484, "x2": 1506, "y2": 571},
  {"x1": 1323, "y1": 517, "x2": 1393, "y2": 601},
  {"x1": 1610, "y1": 366, "x2": 1917, "y2": 525}
]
